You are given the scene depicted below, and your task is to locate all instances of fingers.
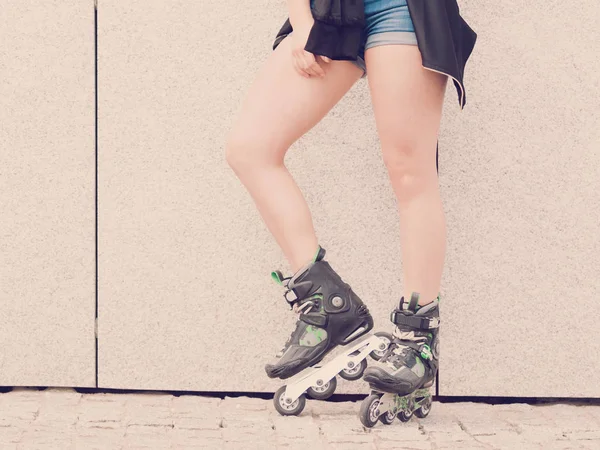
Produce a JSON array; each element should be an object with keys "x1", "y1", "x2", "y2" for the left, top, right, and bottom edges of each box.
[
  {"x1": 292, "y1": 50, "x2": 327, "y2": 78},
  {"x1": 300, "y1": 52, "x2": 326, "y2": 78},
  {"x1": 292, "y1": 53, "x2": 310, "y2": 78}
]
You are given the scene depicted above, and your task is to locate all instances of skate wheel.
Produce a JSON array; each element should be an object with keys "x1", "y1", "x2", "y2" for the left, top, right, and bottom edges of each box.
[
  {"x1": 339, "y1": 358, "x2": 367, "y2": 381},
  {"x1": 415, "y1": 397, "x2": 432, "y2": 418},
  {"x1": 369, "y1": 332, "x2": 394, "y2": 361},
  {"x1": 307, "y1": 376, "x2": 337, "y2": 400},
  {"x1": 358, "y1": 393, "x2": 382, "y2": 428},
  {"x1": 273, "y1": 385, "x2": 306, "y2": 416},
  {"x1": 397, "y1": 409, "x2": 413, "y2": 422},
  {"x1": 379, "y1": 410, "x2": 396, "y2": 425}
]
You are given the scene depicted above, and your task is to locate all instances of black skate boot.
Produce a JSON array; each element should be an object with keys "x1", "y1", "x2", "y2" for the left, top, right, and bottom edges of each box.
[
  {"x1": 363, "y1": 292, "x2": 440, "y2": 395},
  {"x1": 265, "y1": 246, "x2": 374, "y2": 380}
]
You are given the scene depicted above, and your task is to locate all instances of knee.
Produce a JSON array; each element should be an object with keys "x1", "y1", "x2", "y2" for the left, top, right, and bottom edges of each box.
[
  {"x1": 382, "y1": 142, "x2": 434, "y2": 202},
  {"x1": 224, "y1": 132, "x2": 249, "y2": 174},
  {"x1": 225, "y1": 130, "x2": 281, "y2": 176}
]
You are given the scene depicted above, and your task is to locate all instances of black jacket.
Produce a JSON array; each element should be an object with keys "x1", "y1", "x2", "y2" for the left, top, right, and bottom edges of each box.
[{"x1": 273, "y1": 0, "x2": 477, "y2": 109}]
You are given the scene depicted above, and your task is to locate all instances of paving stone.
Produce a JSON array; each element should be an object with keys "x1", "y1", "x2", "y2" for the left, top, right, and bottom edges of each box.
[
  {"x1": 276, "y1": 443, "x2": 331, "y2": 450},
  {"x1": 171, "y1": 427, "x2": 222, "y2": 448},
  {"x1": 221, "y1": 415, "x2": 274, "y2": 431},
  {"x1": 122, "y1": 392, "x2": 173, "y2": 407},
  {"x1": 124, "y1": 424, "x2": 172, "y2": 449},
  {"x1": 78, "y1": 396, "x2": 126, "y2": 429},
  {"x1": 369, "y1": 421, "x2": 425, "y2": 441},
  {"x1": 19, "y1": 425, "x2": 75, "y2": 449},
  {"x1": 428, "y1": 431, "x2": 480, "y2": 443},
  {"x1": 276, "y1": 439, "x2": 327, "y2": 449},
  {"x1": 73, "y1": 426, "x2": 126, "y2": 449},
  {"x1": 0, "y1": 389, "x2": 598, "y2": 449},
  {"x1": 326, "y1": 443, "x2": 378, "y2": 450},
  {"x1": 309, "y1": 400, "x2": 361, "y2": 416},
  {"x1": 0, "y1": 392, "x2": 40, "y2": 424},
  {"x1": 432, "y1": 442, "x2": 488, "y2": 449},
  {"x1": 456, "y1": 417, "x2": 517, "y2": 436},
  {"x1": 173, "y1": 416, "x2": 222, "y2": 430},
  {"x1": 124, "y1": 404, "x2": 173, "y2": 427},
  {"x1": 0, "y1": 445, "x2": 18, "y2": 450},
  {"x1": 172, "y1": 395, "x2": 221, "y2": 420},
  {"x1": 0, "y1": 426, "x2": 24, "y2": 445},
  {"x1": 223, "y1": 443, "x2": 272, "y2": 450},
  {"x1": 476, "y1": 430, "x2": 542, "y2": 449},
  {"x1": 377, "y1": 441, "x2": 432, "y2": 450},
  {"x1": 541, "y1": 441, "x2": 586, "y2": 450},
  {"x1": 565, "y1": 430, "x2": 600, "y2": 440},
  {"x1": 418, "y1": 414, "x2": 463, "y2": 434},
  {"x1": 272, "y1": 415, "x2": 320, "y2": 438},
  {"x1": 222, "y1": 426, "x2": 275, "y2": 442},
  {"x1": 221, "y1": 396, "x2": 269, "y2": 412}
]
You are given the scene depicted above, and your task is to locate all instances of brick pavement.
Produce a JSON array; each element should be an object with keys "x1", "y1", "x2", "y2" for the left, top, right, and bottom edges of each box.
[{"x1": 0, "y1": 388, "x2": 599, "y2": 449}]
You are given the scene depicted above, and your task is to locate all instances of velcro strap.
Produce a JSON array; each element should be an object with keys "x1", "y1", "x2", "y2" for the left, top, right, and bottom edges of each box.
[{"x1": 390, "y1": 310, "x2": 440, "y2": 329}]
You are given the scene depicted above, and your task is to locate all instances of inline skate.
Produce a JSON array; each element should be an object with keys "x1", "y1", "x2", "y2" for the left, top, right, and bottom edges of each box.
[
  {"x1": 267, "y1": 246, "x2": 390, "y2": 416},
  {"x1": 359, "y1": 292, "x2": 439, "y2": 427}
]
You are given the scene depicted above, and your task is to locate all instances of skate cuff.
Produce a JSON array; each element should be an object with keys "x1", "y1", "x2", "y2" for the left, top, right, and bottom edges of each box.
[{"x1": 390, "y1": 310, "x2": 440, "y2": 329}]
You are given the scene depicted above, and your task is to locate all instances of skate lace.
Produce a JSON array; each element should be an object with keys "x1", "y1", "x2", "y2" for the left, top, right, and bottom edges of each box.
[{"x1": 380, "y1": 329, "x2": 427, "y2": 364}]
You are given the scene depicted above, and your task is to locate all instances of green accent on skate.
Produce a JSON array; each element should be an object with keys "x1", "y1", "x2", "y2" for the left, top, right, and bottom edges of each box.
[
  {"x1": 413, "y1": 389, "x2": 432, "y2": 408},
  {"x1": 395, "y1": 395, "x2": 409, "y2": 411},
  {"x1": 312, "y1": 245, "x2": 321, "y2": 262},
  {"x1": 299, "y1": 325, "x2": 327, "y2": 347},
  {"x1": 271, "y1": 271, "x2": 284, "y2": 286},
  {"x1": 411, "y1": 358, "x2": 426, "y2": 378},
  {"x1": 414, "y1": 388, "x2": 431, "y2": 397},
  {"x1": 421, "y1": 344, "x2": 433, "y2": 361}
]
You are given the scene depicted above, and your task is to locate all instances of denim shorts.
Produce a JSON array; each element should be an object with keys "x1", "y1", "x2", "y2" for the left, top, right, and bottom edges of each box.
[{"x1": 310, "y1": 0, "x2": 418, "y2": 77}]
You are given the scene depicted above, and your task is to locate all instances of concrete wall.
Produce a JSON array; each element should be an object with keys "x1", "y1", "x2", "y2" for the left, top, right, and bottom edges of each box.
[
  {"x1": 2, "y1": 0, "x2": 599, "y2": 396},
  {"x1": 0, "y1": 0, "x2": 96, "y2": 387},
  {"x1": 438, "y1": 0, "x2": 600, "y2": 396}
]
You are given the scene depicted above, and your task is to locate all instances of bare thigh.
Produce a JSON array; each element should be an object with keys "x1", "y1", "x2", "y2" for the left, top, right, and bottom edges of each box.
[
  {"x1": 227, "y1": 35, "x2": 364, "y2": 164},
  {"x1": 365, "y1": 44, "x2": 446, "y2": 175}
]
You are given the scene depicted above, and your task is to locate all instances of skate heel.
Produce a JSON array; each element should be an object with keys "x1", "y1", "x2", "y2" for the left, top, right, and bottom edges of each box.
[
  {"x1": 273, "y1": 333, "x2": 393, "y2": 416},
  {"x1": 340, "y1": 318, "x2": 373, "y2": 345}
]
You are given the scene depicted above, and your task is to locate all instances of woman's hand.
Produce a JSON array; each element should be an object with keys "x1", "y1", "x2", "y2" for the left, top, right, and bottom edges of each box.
[{"x1": 290, "y1": 24, "x2": 332, "y2": 78}]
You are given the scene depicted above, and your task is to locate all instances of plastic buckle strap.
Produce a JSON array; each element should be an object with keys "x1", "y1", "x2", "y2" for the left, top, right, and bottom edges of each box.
[
  {"x1": 284, "y1": 289, "x2": 299, "y2": 309},
  {"x1": 390, "y1": 310, "x2": 440, "y2": 329},
  {"x1": 427, "y1": 317, "x2": 440, "y2": 329},
  {"x1": 390, "y1": 310, "x2": 421, "y2": 328}
]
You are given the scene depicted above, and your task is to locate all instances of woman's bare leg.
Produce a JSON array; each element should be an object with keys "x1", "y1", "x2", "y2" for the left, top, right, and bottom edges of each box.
[
  {"x1": 226, "y1": 35, "x2": 363, "y2": 272},
  {"x1": 365, "y1": 44, "x2": 448, "y2": 306}
]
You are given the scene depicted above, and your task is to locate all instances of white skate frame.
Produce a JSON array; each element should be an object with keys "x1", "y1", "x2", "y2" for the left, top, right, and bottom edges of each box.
[
  {"x1": 281, "y1": 334, "x2": 389, "y2": 403},
  {"x1": 375, "y1": 393, "x2": 398, "y2": 415}
]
